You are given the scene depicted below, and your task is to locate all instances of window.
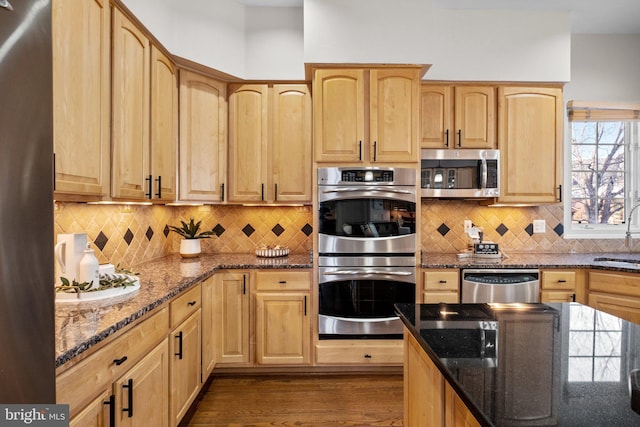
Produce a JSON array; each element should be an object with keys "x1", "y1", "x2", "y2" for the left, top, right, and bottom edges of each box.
[{"x1": 565, "y1": 101, "x2": 640, "y2": 238}]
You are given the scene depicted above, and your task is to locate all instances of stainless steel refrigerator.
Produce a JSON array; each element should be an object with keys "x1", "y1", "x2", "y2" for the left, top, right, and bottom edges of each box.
[{"x1": 0, "y1": 0, "x2": 55, "y2": 403}]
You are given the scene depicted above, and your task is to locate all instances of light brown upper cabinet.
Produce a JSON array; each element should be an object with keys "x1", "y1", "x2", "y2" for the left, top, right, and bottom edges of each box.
[
  {"x1": 112, "y1": 9, "x2": 178, "y2": 203},
  {"x1": 314, "y1": 68, "x2": 420, "y2": 163},
  {"x1": 111, "y1": 7, "x2": 150, "y2": 200},
  {"x1": 497, "y1": 86, "x2": 563, "y2": 204},
  {"x1": 178, "y1": 70, "x2": 227, "y2": 202},
  {"x1": 420, "y1": 84, "x2": 496, "y2": 149},
  {"x1": 228, "y1": 84, "x2": 312, "y2": 203},
  {"x1": 149, "y1": 45, "x2": 178, "y2": 202},
  {"x1": 52, "y1": 0, "x2": 110, "y2": 200}
]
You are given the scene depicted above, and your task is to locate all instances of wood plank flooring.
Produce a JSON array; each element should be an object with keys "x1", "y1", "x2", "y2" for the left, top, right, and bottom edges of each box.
[{"x1": 182, "y1": 374, "x2": 404, "y2": 427}]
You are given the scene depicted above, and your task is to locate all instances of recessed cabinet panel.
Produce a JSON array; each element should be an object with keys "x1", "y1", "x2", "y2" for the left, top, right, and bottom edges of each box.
[
  {"x1": 53, "y1": 0, "x2": 110, "y2": 199},
  {"x1": 178, "y1": 70, "x2": 227, "y2": 202},
  {"x1": 111, "y1": 8, "x2": 150, "y2": 200}
]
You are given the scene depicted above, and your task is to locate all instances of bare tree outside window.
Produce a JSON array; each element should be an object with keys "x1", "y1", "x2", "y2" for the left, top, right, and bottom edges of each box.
[{"x1": 571, "y1": 122, "x2": 626, "y2": 225}]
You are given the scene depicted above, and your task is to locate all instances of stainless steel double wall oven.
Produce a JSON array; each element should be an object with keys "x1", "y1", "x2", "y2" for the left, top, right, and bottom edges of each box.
[{"x1": 317, "y1": 167, "x2": 417, "y2": 339}]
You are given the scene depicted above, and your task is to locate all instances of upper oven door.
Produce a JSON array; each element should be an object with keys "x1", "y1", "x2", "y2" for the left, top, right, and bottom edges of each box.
[{"x1": 318, "y1": 191, "x2": 416, "y2": 254}]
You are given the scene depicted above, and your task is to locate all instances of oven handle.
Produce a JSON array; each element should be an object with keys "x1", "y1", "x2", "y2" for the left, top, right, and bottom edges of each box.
[
  {"x1": 321, "y1": 188, "x2": 413, "y2": 195},
  {"x1": 323, "y1": 315, "x2": 400, "y2": 323},
  {"x1": 323, "y1": 270, "x2": 413, "y2": 276}
]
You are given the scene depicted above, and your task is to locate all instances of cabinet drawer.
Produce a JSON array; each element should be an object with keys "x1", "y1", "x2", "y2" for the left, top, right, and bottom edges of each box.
[
  {"x1": 57, "y1": 307, "x2": 169, "y2": 418},
  {"x1": 315, "y1": 340, "x2": 403, "y2": 365},
  {"x1": 170, "y1": 284, "x2": 201, "y2": 328},
  {"x1": 423, "y1": 291, "x2": 459, "y2": 304},
  {"x1": 255, "y1": 270, "x2": 311, "y2": 291},
  {"x1": 423, "y1": 270, "x2": 459, "y2": 291},
  {"x1": 589, "y1": 271, "x2": 640, "y2": 298},
  {"x1": 541, "y1": 270, "x2": 576, "y2": 290}
]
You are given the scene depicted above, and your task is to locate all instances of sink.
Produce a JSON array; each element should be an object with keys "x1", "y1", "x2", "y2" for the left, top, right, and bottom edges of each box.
[{"x1": 592, "y1": 257, "x2": 640, "y2": 268}]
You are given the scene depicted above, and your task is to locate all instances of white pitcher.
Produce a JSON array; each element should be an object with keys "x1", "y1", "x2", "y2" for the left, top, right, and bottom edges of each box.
[{"x1": 54, "y1": 233, "x2": 87, "y2": 284}]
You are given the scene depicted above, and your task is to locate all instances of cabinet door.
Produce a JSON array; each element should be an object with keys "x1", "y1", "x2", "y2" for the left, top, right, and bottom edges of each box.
[
  {"x1": 588, "y1": 293, "x2": 640, "y2": 324},
  {"x1": 201, "y1": 276, "x2": 216, "y2": 379},
  {"x1": 420, "y1": 85, "x2": 453, "y2": 149},
  {"x1": 445, "y1": 382, "x2": 482, "y2": 427},
  {"x1": 454, "y1": 86, "x2": 496, "y2": 149},
  {"x1": 169, "y1": 311, "x2": 201, "y2": 427},
  {"x1": 150, "y1": 45, "x2": 177, "y2": 201},
  {"x1": 52, "y1": 0, "x2": 110, "y2": 199},
  {"x1": 370, "y1": 68, "x2": 420, "y2": 162},
  {"x1": 178, "y1": 70, "x2": 227, "y2": 202},
  {"x1": 404, "y1": 331, "x2": 444, "y2": 427},
  {"x1": 255, "y1": 293, "x2": 310, "y2": 365},
  {"x1": 69, "y1": 390, "x2": 111, "y2": 427},
  {"x1": 270, "y1": 84, "x2": 312, "y2": 203},
  {"x1": 498, "y1": 87, "x2": 563, "y2": 204},
  {"x1": 314, "y1": 69, "x2": 366, "y2": 162},
  {"x1": 115, "y1": 339, "x2": 169, "y2": 427},
  {"x1": 228, "y1": 84, "x2": 269, "y2": 202},
  {"x1": 111, "y1": 7, "x2": 150, "y2": 200},
  {"x1": 214, "y1": 272, "x2": 250, "y2": 364}
]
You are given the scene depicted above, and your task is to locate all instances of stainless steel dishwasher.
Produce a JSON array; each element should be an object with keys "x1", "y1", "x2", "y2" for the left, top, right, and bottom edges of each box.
[{"x1": 461, "y1": 269, "x2": 540, "y2": 303}]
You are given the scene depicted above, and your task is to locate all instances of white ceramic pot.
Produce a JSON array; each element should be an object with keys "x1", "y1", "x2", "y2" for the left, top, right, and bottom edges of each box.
[{"x1": 180, "y1": 239, "x2": 201, "y2": 258}]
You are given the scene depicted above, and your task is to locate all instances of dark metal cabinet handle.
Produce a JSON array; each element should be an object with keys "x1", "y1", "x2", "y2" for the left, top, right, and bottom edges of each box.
[
  {"x1": 364, "y1": 354, "x2": 372, "y2": 359},
  {"x1": 445, "y1": 129, "x2": 449, "y2": 147},
  {"x1": 122, "y1": 379, "x2": 133, "y2": 418},
  {"x1": 373, "y1": 141, "x2": 377, "y2": 161},
  {"x1": 439, "y1": 280, "x2": 447, "y2": 284},
  {"x1": 279, "y1": 280, "x2": 287, "y2": 284},
  {"x1": 243, "y1": 275, "x2": 246, "y2": 295},
  {"x1": 558, "y1": 279, "x2": 567, "y2": 283},
  {"x1": 457, "y1": 129, "x2": 462, "y2": 147},
  {"x1": 103, "y1": 394, "x2": 115, "y2": 427},
  {"x1": 145, "y1": 174, "x2": 152, "y2": 199},
  {"x1": 557, "y1": 184, "x2": 563, "y2": 202},
  {"x1": 304, "y1": 296, "x2": 307, "y2": 316},
  {"x1": 155, "y1": 176, "x2": 162, "y2": 198},
  {"x1": 188, "y1": 301, "x2": 197, "y2": 306},
  {"x1": 113, "y1": 356, "x2": 128, "y2": 366},
  {"x1": 274, "y1": 183, "x2": 278, "y2": 202},
  {"x1": 261, "y1": 183, "x2": 264, "y2": 201},
  {"x1": 358, "y1": 141, "x2": 362, "y2": 160},
  {"x1": 571, "y1": 293, "x2": 576, "y2": 302},
  {"x1": 175, "y1": 331, "x2": 183, "y2": 360},
  {"x1": 221, "y1": 183, "x2": 225, "y2": 202}
]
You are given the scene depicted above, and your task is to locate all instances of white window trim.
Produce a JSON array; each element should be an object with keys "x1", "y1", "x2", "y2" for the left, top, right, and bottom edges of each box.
[{"x1": 563, "y1": 121, "x2": 640, "y2": 239}]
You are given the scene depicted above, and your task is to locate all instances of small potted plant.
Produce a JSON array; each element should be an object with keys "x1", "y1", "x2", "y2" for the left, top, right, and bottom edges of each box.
[{"x1": 168, "y1": 219, "x2": 215, "y2": 258}]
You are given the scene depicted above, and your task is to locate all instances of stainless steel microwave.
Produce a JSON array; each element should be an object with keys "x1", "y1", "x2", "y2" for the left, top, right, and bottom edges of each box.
[{"x1": 421, "y1": 149, "x2": 500, "y2": 198}]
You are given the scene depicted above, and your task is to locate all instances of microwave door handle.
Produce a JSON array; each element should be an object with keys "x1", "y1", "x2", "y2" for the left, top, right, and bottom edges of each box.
[
  {"x1": 480, "y1": 159, "x2": 488, "y2": 189},
  {"x1": 321, "y1": 188, "x2": 413, "y2": 195},
  {"x1": 324, "y1": 270, "x2": 413, "y2": 276}
]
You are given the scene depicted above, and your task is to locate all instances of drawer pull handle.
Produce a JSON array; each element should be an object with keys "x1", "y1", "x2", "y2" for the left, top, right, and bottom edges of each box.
[
  {"x1": 364, "y1": 354, "x2": 372, "y2": 359},
  {"x1": 188, "y1": 301, "x2": 197, "y2": 306},
  {"x1": 175, "y1": 331, "x2": 183, "y2": 360},
  {"x1": 122, "y1": 378, "x2": 134, "y2": 418},
  {"x1": 104, "y1": 394, "x2": 115, "y2": 427},
  {"x1": 113, "y1": 356, "x2": 128, "y2": 366},
  {"x1": 558, "y1": 279, "x2": 567, "y2": 283},
  {"x1": 439, "y1": 280, "x2": 447, "y2": 284},
  {"x1": 279, "y1": 281, "x2": 287, "y2": 284}
]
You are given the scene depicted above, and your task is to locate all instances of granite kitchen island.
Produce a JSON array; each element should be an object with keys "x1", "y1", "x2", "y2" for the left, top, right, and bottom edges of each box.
[{"x1": 396, "y1": 302, "x2": 640, "y2": 427}]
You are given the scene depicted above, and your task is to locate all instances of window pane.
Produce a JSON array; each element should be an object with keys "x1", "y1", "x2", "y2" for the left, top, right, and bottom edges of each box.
[
  {"x1": 572, "y1": 145, "x2": 597, "y2": 170},
  {"x1": 571, "y1": 122, "x2": 597, "y2": 144},
  {"x1": 569, "y1": 331, "x2": 594, "y2": 356},
  {"x1": 568, "y1": 357, "x2": 592, "y2": 381},
  {"x1": 593, "y1": 357, "x2": 620, "y2": 382},
  {"x1": 594, "y1": 331, "x2": 621, "y2": 356},
  {"x1": 597, "y1": 145, "x2": 624, "y2": 170},
  {"x1": 597, "y1": 122, "x2": 625, "y2": 144}
]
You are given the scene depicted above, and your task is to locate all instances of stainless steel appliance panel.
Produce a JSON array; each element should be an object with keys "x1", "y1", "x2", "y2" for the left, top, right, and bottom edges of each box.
[
  {"x1": 461, "y1": 269, "x2": 540, "y2": 303},
  {"x1": 0, "y1": 0, "x2": 55, "y2": 403}
]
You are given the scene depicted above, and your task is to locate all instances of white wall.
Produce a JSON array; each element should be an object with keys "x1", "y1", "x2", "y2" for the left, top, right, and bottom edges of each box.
[
  {"x1": 304, "y1": 0, "x2": 571, "y2": 82},
  {"x1": 245, "y1": 7, "x2": 305, "y2": 80},
  {"x1": 565, "y1": 34, "x2": 640, "y2": 102}
]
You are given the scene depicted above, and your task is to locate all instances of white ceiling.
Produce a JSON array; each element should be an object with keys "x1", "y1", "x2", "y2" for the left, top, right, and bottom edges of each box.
[{"x1": 234, "y1": 0, "x2": 640, "y2": 34}]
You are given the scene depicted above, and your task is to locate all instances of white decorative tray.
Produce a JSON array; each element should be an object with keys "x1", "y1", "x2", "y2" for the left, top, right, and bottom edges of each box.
[
  {"x1": 255, "y1": 247, "x2": 289, "y2": 258},
  {"x1": 55, "y1": 274, "x2": 140, "y2": 303}
]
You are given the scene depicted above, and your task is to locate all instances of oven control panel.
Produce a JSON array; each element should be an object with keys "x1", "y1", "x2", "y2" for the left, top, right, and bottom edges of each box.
[{"x1": 340, "y1": 170, "x2": 394, "y2": 182}]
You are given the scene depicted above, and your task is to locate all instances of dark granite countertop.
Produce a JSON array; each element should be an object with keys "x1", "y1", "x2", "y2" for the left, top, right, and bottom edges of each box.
[
  {"x1": 422, "y1": 252, "x2": 640, "y2": 272},
  {"x1": 55, "y1": 253, "x2": 312, "y2": 368},
  {"x1": 396, "y1": 302, "x2": 640, "y2": 427}
]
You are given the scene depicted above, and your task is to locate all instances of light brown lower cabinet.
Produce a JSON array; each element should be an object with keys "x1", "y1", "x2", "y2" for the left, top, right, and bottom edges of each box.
[
  {"x1": 588, "y1": 270, "x2": 640, "y2": 324},
  {"x1": 404, "y1": 329, "x2": 481, "y2": 427}
]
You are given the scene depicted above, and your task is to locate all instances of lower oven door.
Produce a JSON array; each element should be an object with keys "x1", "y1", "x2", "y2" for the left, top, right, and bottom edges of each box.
[{"x1": 318, "y1": 262, "x2": 416, "y2": 339}]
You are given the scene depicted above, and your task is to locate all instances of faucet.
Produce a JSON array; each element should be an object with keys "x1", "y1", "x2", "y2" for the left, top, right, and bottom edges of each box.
[{"x1": 625, "y1": 202, "x2": 640, "y2": 249}]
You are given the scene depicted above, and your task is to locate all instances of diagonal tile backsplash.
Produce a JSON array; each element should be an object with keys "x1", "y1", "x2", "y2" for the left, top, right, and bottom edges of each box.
[{"x1": 54, "y1": 199, "x2": 632, "y2": 269}]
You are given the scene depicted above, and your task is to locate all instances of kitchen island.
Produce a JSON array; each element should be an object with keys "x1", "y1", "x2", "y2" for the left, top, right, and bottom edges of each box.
[{"x1": 396, "y1": 302, "x2": 640, "y2": 427}]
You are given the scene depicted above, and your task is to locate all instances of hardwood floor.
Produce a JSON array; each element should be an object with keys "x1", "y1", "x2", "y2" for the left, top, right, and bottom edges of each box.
[{"x1": 182, "y1": 374, "x2": 404, "y2": 426}]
